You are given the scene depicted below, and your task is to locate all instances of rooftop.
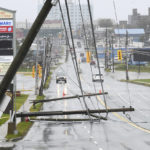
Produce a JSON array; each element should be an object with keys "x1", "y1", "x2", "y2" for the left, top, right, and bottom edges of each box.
[{"x1": 114, "y1": 29, "x2": 145, "y2": 35}]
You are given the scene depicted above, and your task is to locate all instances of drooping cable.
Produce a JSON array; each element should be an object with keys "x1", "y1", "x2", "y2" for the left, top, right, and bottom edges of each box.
[
  {"x1": 58, "y1": 0, "x2": 89, "y2": 112},
  {"x1": 112, "y1": 0, "x2": 121, "y2": 47},
  {"x1": 78, "y1": 0, "x2": 89, "y2": 51},
  {"x1": 78, "y1": 0, "x2": 102, "y2": 119},
  {"x1": 59, "y1": 66, "x2": 85, "y2": 111},
  {"x1": 87, "y1": 0, "x2": 108, "y2": 117},
  {"x1": 58, "y1": 0, "x2": 88, "y2": 113},
  {"x1": 64, "y1": 0, "x2": 91, "y2": 120},
  {"x1": 58, "y1": 0, "x2": 78, "y2": 77}
]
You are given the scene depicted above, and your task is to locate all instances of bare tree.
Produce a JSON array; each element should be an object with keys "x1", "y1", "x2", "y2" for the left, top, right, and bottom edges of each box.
[{"x1": 98, "y1": 19, "x2": 114, "y2": 28}]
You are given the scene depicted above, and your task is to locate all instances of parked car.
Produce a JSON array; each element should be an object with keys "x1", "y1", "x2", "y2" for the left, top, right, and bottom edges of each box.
[
  {"x1": 80, "y1": 53, "x2": 84, "y2": 57},
  {"x1": 81, "y1": 57, "x2": 86, "y2": 62},
  {"x1": 77, "y1": 41, "x2": 81, "y2": 48},
  {"x1": 90, "y1": 60, "x2": 96, "y2": 65},
  {"x1": 56, "y1": 72, "x2": 67, "y2": 84},
  {"x1": 92, "y1": 74, "x2": 104, "y2": 82}
]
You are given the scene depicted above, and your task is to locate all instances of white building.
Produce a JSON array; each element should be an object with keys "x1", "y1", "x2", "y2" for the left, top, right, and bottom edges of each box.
[{"x1": 38, "y1": 0, "x2": 92, "y2": 30}]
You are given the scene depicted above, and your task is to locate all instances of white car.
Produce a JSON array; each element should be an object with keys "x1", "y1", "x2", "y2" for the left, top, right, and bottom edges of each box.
[
  {"x1": 92, "y1": 74, "x2": 104, "y2": 82},
  {"x1": 56, "y1": 72, "x2": 67, "y2": 84}
]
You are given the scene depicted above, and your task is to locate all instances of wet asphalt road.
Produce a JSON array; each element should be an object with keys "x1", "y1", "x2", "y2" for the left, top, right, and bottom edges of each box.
[{"x1": 13, "y1": 46, "x2": 150, "y2": 150}]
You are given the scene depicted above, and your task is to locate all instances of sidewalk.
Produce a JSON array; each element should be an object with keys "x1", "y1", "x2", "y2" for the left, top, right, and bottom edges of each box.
[
  {"x1": 0, "y1": 46, "x2": 64, "y2": 142},
  {"x1": 0, "y1": 93, "x2": 36, "y2": 142}
]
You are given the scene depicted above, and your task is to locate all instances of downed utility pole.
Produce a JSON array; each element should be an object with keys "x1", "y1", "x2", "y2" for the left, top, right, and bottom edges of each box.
[
  {"x1": 0, "y1": 0, "x2": 53, "y2": 102},
  {"x1": 31, "y1": 92, "x2": 108, "y2": 105},
  {"x1": 31, "y1": 118, "x2": 107, "y2": 122},
  {"x1": 16, "y1": 107, "x2": 134, "y2": 117}
]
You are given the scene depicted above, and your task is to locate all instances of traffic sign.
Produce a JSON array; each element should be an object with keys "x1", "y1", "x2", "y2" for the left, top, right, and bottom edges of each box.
[
  {"x1": 86, "y1": 51, "x2": 91, "y2": 63},
  {"x1": 117, "y1": 50, "x2": 122, "y2": 60},
  {"x1": 0, "y1": 20, "x2": 13, "y2": 26},
  {"x1": 0, "y1": 26, "x2": 13, "y2": 33}
]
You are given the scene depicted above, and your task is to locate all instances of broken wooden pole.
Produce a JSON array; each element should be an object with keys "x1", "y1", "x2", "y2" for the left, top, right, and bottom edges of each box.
[
  {"x1": 16, "y1": 107, "x2": 134, "y2": 117},
  {"x1": 31, "y1": 118, "x2": 106, "y2": 122},
  {"x1": 31, "y1": 92, "x2": 108, "y2": 105}
]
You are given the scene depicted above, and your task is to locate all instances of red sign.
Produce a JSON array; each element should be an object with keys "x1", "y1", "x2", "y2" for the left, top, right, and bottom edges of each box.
[{"x1": 0, "y1": 26, "x2": 13, "y2": 33}]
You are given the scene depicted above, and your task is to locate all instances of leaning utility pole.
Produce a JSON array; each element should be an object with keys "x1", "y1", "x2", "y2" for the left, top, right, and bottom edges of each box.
[
  {"x1": 125, "y1": 31, "x2": 129, "y2": 80},
  {"x1": 0, "y1": 0, "x2": 53, "y2": 102}
]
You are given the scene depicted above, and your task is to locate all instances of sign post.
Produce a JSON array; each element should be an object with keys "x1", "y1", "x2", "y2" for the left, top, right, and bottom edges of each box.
[{"x1": 0, "y1": 7, "x2": 16, "y2": 131}]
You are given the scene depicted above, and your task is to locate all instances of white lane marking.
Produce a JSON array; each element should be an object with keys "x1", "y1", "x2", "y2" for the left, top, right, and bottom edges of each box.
[
  {"x1": 64, "y1": 84, "x2": 67, "y2": 95},
  {"x1": 82, "y1": 125, "x2": 102, "y2": 149},
  {"x1": 138, "y1": 93, "x2": 150, "y2": 102},
  {"x1": 64, "y1": 84, "x2": 68, "y2": 119},
  {"x1": 94, "y1": 141, "x2": 98, "y2": 145},
  {"x1": 57, "y1": 84, "x2": 60, "y2": 98}
]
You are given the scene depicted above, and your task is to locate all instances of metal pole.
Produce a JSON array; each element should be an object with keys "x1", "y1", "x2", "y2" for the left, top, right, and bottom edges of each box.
[{"x1": 0, "y1": 0, "x2": 53, "y2": 102}]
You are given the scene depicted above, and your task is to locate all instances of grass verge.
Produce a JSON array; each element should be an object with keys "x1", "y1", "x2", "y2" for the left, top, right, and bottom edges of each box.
[
  {"x1": 0, "y1": 114, "x2": 9, "y2": 126},
  {"x1": 115, "y1": 64, "x2": 150, "y2": 73},
  {"x1": 44, "y1": 72, "x2": 52, "y2": 89},
  {"x1": 121, "y1": 79, "x2": 150, "y2": 87},
  {"x1": 0, "y1": 94, "x2": 28, "y2": 126},
  {"x1": 30, "y1": 95, "x2": 45, "y2": 112},
  {"x1": 15, "y1": 94, "x2": 29, "y2": 111},
  {"x1": 6, "y1": 122, "x2": 33, "y2": 140},
  {"x1": 18, "y1": 68, "x2": 32, "y2": 72},
  {"x1": 6, "y1": 95, "x2": 45, "y2": 140}
]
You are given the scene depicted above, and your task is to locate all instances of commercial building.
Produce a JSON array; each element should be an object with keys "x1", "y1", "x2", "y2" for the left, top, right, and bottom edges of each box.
[
  {"x1": 128, "y1": 8, "x2": 150, "y2": 29},
  {"x1": 38, "y1": 0, "x2": 91, "y2": 30}
]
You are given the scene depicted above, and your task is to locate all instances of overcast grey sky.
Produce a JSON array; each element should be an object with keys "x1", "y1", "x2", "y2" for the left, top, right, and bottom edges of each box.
[{"x1": 0, "y1": 0, "x2": 150, "y2": 22}]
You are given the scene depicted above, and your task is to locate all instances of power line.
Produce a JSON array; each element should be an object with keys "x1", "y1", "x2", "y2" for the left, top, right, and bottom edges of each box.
[
  {"x1": 112, "y1": 0, "x2": 121, "y2": 47},
  {"x1": 78, "y1": 0, "x2": 88, "y2": 50},
  {"x1": 78, "y1": 0, "x2": 103, "y2": 120},
  {"x1": 64, "y1": 0, "x2": 91, "y2": 119},
  {"x1": 87, "y1": 0, "x2": 108, "y2": 118},
  {"x1": 58, "y1": 0, "x2": 78, "y2": 78}
]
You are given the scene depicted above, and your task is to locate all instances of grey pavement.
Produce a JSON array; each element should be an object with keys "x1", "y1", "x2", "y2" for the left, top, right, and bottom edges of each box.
[
  {"x1": 0, "y1": 94, "x2": 36, "y2": 142},
  {"x1": 0, "y1": 73, "x2": 39, "y2": 142},
  {"x1": 0, "y1": 47, "x2": 64, "y2": 142}
]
